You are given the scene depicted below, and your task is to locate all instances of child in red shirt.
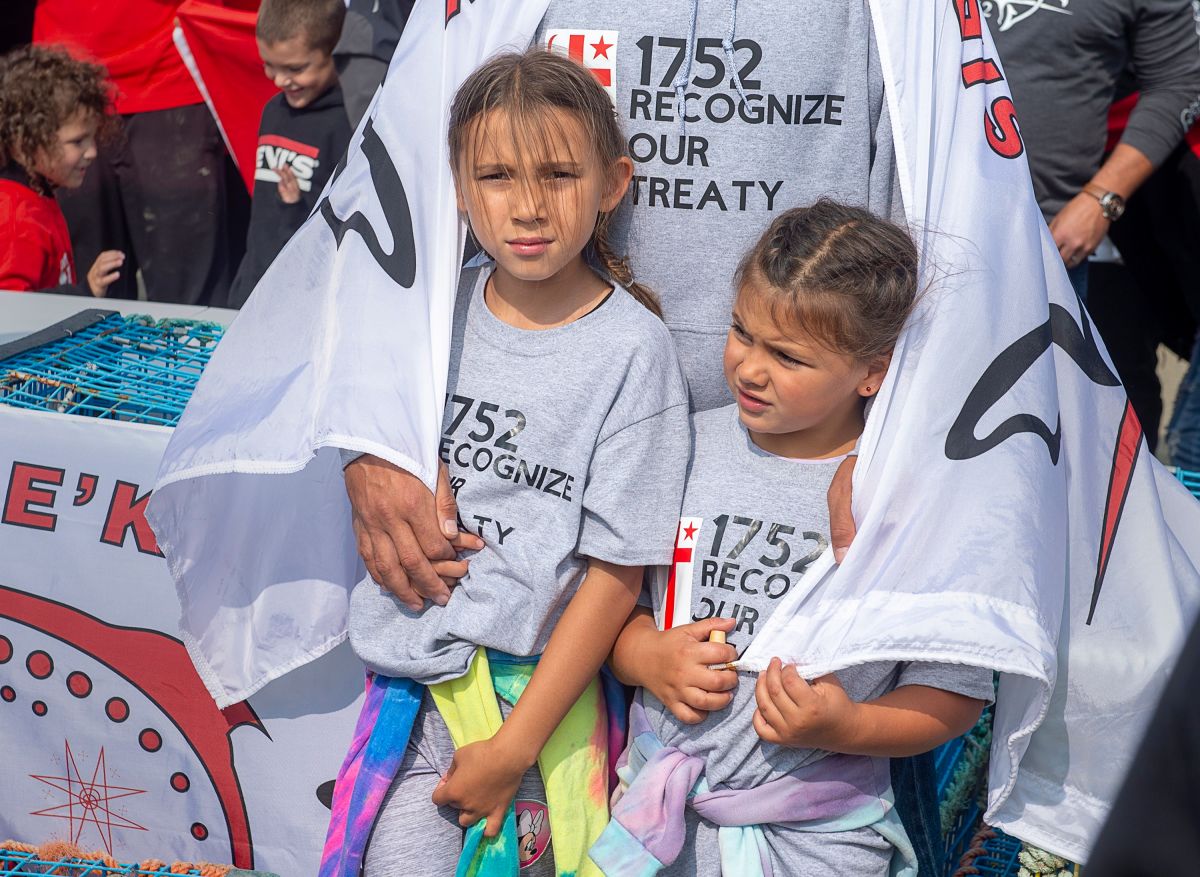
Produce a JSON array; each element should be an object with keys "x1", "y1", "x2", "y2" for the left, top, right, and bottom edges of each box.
[{"x1": 0, "y1": 46, "x2": 124, "y2": 295}]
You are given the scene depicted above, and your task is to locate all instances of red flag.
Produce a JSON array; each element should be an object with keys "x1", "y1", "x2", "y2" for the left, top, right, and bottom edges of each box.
[{"x1": 175, "y1": 0, "x2": 278, "y2": 192}]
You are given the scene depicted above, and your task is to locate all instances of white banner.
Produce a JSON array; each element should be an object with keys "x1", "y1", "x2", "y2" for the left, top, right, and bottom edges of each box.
[{"x1": 0, "y1": 407, "x2": 362, "y2": 874}]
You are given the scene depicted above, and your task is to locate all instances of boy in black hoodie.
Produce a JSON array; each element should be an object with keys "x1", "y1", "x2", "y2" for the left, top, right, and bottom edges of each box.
[{"x1": 228, "y1": 0, "x2": 352, "y2": 309}]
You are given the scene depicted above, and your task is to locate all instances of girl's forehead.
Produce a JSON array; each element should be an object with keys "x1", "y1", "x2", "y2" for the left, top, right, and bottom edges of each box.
[
  {"x1": 465, "y1": 106, "x2": 595, "y2": 166},
  {"x1": 58, "y1": 109, "x2": 99, "y2": 137},
  {"x1": 735, "y1": 282, "x2": 826, "y2": 350}
]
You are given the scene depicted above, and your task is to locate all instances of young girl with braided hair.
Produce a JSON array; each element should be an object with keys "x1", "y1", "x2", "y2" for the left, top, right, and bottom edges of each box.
[
  {"x1": 598, "y1": 201, "x2": 995, "y2": 876},
  {"x1": 322, "y1": 49, "x2": 689, "y2": 877}
]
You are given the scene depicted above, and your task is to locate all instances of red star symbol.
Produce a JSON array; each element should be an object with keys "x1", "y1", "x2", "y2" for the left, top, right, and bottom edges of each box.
[
  {"x1": 591, "y1": 36, "x2": 613, "y2": 59},
  {"x1": 31, "y1": 740, "x2": 147, "y2": 855},
  {"x1": 682, "y1": 522, "x2": 698, "y2": 542}
]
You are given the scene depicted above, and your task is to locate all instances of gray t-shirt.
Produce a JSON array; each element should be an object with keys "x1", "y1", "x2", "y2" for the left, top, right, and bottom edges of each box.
[
  {"x1": 534, "y1": 1, "x2": 901, "y2": 411},
  {"x1": 350, "y1": 267, "x2": 691, "y2": 684},
  {"x1": 644, "y1": 405, "x2": 995, "y2": 791}
]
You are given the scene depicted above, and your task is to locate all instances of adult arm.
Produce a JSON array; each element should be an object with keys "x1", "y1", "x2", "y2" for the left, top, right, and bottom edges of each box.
[
  {"x1": 342, "y1": 454, "x2": 481, "y2": 610},
  {"x1": 1052, "y1": 0, "x2": 1200, "y2": 265},
  {"x1": 1051, "y1": 143, "x2": 1154, "y2": 267},
  {"x1": 828, "y1": 453, "x2": 857, "y2": 562},
  {"x1": 431, "y1": 558, "x2": 644, "y2": 835}
]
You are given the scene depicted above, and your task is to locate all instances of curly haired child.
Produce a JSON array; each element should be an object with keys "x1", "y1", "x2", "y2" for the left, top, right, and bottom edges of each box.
[{"x1": 0, "y1": 46, "x2": 124, "y2": 296}]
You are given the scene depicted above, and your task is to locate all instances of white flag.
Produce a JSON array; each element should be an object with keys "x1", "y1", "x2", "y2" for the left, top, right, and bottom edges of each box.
[
  {"x1": 147, "y1": 0, "x2": 551, "y2": 708},
  {"x1": 740, "y1": 0, "x2": 1200, "y2": 863}
]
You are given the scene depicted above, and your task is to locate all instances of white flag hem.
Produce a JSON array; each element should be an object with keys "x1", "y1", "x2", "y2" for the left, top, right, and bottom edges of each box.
[
  {"x1": 988, "y1": 769, "x2": 1109, "y2": 864},
  {"x1": 154, "y1": 440, "x2": 435, "y2": 493},
  {"x1": 180, "y1": 625, "x2": 350, "y2": 709},
  {"x1": 149, "y1": 503, "x2": 355, "y2": 706}
]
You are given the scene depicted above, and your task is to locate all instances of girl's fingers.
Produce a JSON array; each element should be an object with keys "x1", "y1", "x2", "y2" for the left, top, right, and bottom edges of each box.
[
  {"x1": 667, "y1": 701, "x2": 706, "y2": 725},
  {"x1": 752, "y1": 707, "x2": 780, "y2": 744},
  {"x1": 686, "y1": 666, "x2": 737, "y2": 693},
  {"x1": 429, "y1": 558, "x2": 469, "y2": 579},
  {"x1": 753, "y1": 667, "x2": 788, "y2": 732},
  {"x1": 483, "y1": 811, "x2": 504, "y2": 838},
  {"x1": 694, "y1": 642, "x2": 739, "y2": 667},
  {"x1": 680, "y1": 685, "x2": 733, "y2": 713},
  {"x1": 775, "y1": 663, "x2": 810, "y2": 709},
  {"x1": 680, "y1": 616, "x2": 736, "y2": 641}
]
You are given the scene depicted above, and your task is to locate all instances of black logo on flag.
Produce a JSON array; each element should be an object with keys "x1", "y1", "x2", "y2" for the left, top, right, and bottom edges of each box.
[
  {"x1": 946, "y1": 301, "x2": 1142, "y2": 625},
  {"x1": 319, "y1": 119, "x2": 417, "y2": 289}
]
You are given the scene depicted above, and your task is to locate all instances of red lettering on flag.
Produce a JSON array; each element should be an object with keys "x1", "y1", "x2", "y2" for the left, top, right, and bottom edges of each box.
[
  {"x1": 953, "y1": 0, "x2": 984, "y2": 40},
  {"x1": 961, "y1": 59, "x2": 1003, "y2": 88}
]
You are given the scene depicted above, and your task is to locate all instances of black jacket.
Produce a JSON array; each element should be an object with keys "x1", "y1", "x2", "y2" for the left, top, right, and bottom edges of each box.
[{"x1": 228, "y1": 85, "x2": 352, "y2": 308}]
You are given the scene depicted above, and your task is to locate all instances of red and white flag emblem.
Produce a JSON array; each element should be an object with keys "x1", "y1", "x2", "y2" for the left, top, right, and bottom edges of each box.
[
  {"x1": 543, "y1": 29, "x2": 618, "y2": 100},
  {"x1": 657, "y1": 517, "x2": 701, "y2": 631}
]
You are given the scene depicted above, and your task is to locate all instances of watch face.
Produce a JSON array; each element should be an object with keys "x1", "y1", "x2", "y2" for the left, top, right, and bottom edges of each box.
[{"x1": 1101, "y1": 193, "x2": 1125, "y2": 221}]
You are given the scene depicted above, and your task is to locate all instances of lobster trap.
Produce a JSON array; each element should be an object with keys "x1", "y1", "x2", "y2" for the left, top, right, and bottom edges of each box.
[
  {"x1": 0, "y1": 841, "x2": 276, "y2": 877},
  {"x1": 0, "y1": 310, "x2": 223, "y2": 427}
]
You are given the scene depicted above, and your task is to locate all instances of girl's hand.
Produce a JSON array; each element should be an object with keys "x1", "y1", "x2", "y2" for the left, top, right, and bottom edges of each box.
[
  {"x1": 638, "y1": 616, "x2": 739, "y2": 724},
  {"x1": 752, "y1": 657, "x2": 857, "y2": 750},
  {"x1": 276, "y1": 165, "x2": 302, "y2": 204},
  {"x1": 87, "y1": 250, "x2": 125, "y2": 296},
  {"x1": 431, "y1": 735, "x2": 529, "y2": 837}
]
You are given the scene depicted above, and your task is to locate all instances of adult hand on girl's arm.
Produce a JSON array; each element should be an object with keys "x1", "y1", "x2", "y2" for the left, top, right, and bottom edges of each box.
[
  {"x1": 343, "y1": 457, "x2": 483, "y2": 610},
  {"x1": 610, "y1": 608, "x2": 738, "y2": 724},
  {"x1": 752, "y1": 658, "x2": 983, "y2": 756},
  {"x1": 431, "y1": 559, "x2": 644, "y2": 836}
]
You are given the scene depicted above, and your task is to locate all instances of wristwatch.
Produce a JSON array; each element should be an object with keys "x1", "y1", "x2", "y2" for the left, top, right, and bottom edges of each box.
[{"x1": 1082, "y1": 184, "x2": 1126, "y2": 221}]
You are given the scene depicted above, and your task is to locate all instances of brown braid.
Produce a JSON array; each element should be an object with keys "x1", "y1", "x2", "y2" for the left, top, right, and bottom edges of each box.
[{"x1": 593, "y1": 212, "x2": 662, "y2": 317}]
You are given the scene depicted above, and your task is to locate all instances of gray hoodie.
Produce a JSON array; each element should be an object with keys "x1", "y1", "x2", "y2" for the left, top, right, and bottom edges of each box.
[{"x1": 535, "y1": 1, "x2": 902, "y2": 410}]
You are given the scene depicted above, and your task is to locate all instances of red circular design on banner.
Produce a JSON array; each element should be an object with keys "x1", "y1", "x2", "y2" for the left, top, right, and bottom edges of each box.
[
  {"x1": 105, "y1": 697, "x2": 129, "y2": 723},
  {"x1": 139, "y1": 728, "x2": 162, "y2": 752},
  {"x1": 171, "y1": 772, "x2": 191, "y2": 793},
  {"x1": 1, "y1": 686, "x2": 15, "y2": 702},
  {"x1": 26, "y1": 650, "x2": 52, "y2": 679},
  {"x1": 191, "y1": 823, "x2": 209, "y2": 841},
  {"x1": 0, "y1": 636, "x2": 12, "y2": 663},
  {"x1": 67, "y1": 671, "x2": 93, "y2": 698},
  {"x1": 32, "y1": 700, "x2": 47, "y2": 716}
]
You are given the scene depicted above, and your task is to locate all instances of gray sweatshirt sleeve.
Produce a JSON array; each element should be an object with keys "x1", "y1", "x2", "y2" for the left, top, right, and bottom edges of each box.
[{"x1": 1121, "y1": 0, "x2": 1200, "y2": 167}]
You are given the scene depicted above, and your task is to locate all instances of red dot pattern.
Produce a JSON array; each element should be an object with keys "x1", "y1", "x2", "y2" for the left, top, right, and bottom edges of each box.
[
  {"x1": 1, "y1": 686, "x2": 14, "y2": 702},
  {"x1": 67, "y1": 671, "x2": 92, "y2": 698},
  {"x1": 138, "y1": 728, "x2": 162, "y2": 753},
  {"x1": 105, "y1": 697, "x2": 129, "y2": 723},
  {"x1": 190, "y1": 823, "x2": 208, "y2": 841},
  {"x1": 0, "y1": 635, "x2": 11, "y2": 663},
  {"x1": 170, "y1": 772, "x2": 191, "y2": 793},
  {"x1": 32, "y1": 700, "x2": 47, "y2": 716},
  {"x1": 26, "y1": 650, "x2": 52, "y2": 679}
]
